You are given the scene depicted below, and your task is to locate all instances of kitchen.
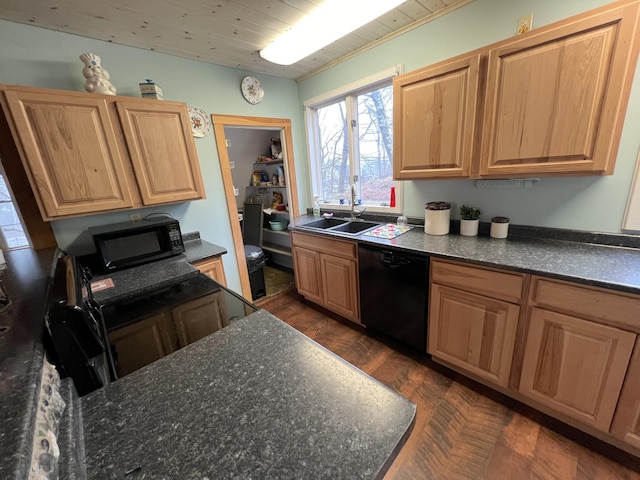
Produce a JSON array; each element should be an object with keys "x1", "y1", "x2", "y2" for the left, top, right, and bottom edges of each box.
[{"x1": 1, "y1": 0, "x2": 640, "y2": 478}]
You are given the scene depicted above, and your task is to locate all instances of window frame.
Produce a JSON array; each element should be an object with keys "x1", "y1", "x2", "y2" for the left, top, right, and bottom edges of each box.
[
  {"x1": 622, "y1": 147, "x2": 640, "y2": 231},
  {"x1": 304, "y1": 65, "x2": 404, "y2": 215},
  {"x1": 0, "y1": 162, "x2": 30, "y2": 250}
]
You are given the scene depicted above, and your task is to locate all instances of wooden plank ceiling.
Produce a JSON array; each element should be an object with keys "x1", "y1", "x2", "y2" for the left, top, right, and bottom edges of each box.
[{"x1": 0, "y1": 0, "x2": 473, "y2": 80}]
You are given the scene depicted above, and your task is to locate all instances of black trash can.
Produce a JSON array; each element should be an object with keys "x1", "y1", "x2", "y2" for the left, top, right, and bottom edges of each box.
[{"x1": 244, "y1": 245, "x2": 266, "y2": 300}]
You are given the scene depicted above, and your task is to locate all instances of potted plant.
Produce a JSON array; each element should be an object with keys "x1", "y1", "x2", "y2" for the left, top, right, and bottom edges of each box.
[{"x1": 459, "y1": 205, "x2": 481, "y2": 236}]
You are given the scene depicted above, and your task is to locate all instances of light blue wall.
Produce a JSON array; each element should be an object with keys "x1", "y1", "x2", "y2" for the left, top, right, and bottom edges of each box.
[
  {"x1": 298, "y1": 0, "x2": 640, "y2": 234},
  {"x1": 0, "y1": 19, "x2": 305, "y2": 293},
  {"x1": 2, "y1": 0, "x2": 639, "y2": 296}
]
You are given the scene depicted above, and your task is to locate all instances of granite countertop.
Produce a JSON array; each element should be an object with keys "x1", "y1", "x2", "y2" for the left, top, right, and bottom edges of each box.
[
  {"x1": 0, "y1": 247, "x2": 59, "y2": 479},
  {"x1": 81, "y1": 311, "x2": 415, "y2": 479},
  {"x1": 87, "y1": 235, "x2": 227, "y2": 306},
  {"x1": 291, "y1": 215, "x2": 640, "y2": 295}
]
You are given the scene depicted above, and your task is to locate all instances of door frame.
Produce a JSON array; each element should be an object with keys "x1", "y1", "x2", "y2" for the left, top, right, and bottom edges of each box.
[{"x1": 211, "y1": 114, "x2": 299, "y2": 301}]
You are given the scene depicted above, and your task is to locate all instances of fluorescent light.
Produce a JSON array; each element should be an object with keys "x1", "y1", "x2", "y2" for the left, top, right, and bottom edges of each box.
[{"x1": 259, "y1": 0, "x2": 406, "y2": 65}]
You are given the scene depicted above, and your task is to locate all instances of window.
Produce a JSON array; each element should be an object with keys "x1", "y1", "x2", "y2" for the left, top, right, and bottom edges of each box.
[
  {"x1": 305, "y1": 66, "x2": 403, "y2": 214},
  {"x1": 0, "y1": 165, "x2": 29, "y2": 249}
]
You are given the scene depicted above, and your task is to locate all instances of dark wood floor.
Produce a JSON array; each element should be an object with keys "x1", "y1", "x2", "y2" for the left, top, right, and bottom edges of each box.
[{"x1": 257, "y1": 289, "x2": 640, "y2": 480}]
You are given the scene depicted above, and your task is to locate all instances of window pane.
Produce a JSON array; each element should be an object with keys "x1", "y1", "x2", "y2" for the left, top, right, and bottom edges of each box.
[
  {"x1": 357, "y1": 84, "x2": 394, "y2": 206},
  {"x1": 0, "y1": 175, "x2": 29, "y2": 249},
  {"x1": 317, "y1": 101, "x2": 351, "y2": 204}
]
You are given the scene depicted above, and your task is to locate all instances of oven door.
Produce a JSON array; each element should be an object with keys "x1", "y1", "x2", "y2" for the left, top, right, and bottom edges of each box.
[{"x1": 45, "y1": 304, "x2": 108, "y2": 396}]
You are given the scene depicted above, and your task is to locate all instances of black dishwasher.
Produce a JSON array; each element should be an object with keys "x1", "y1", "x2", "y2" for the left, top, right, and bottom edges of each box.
[{"x1": 358, "y1": 245, "x2": 429, "y2": 352}]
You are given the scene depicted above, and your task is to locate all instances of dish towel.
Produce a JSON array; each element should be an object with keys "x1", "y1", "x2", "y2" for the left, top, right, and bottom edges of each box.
[{"x1": 363, "y1": 224, "x2": 412, "y2": 239}]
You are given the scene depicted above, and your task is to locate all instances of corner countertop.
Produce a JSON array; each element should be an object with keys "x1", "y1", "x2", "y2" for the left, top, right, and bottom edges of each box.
[
  {"x1": 87, "y1": 236, "x2": 227, "y2": 306},
  {"x1": 81, "y1": 311, "x2": 415, "y2": 480},
  {"x1": 291, "y1": 215, "x2": 640, "y2": 295},
  {"x1": 0, "y1": 247, "x2": 59, "y2": 479}
]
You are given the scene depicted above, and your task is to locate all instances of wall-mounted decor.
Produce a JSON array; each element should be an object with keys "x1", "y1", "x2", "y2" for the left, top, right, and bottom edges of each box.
[
  {"x1": 188, "y1": 107, "x2": 210, "y2": 137},
  {"x1": 241, "y1": 76, "x2": 264, "y2": 105}
]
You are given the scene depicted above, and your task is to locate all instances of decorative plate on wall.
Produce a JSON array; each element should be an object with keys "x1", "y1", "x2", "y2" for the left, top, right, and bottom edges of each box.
[
  {"x1": 241, "y1": 76, "x2": 264, "y2": 105},
  {"x1": 188, "y1": 107, "x2": 210, "y2": 137}
]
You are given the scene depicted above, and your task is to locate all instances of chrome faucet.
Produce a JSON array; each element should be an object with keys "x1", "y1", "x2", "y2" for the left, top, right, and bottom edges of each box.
[{"x1": 350, "y1": 183, "x2": 366, "y2": 220}]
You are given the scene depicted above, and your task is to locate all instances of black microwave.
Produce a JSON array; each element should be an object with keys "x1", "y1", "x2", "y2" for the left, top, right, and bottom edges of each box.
[{"x1": 90, "y1": 217, "x2": 185, "y2": 272}]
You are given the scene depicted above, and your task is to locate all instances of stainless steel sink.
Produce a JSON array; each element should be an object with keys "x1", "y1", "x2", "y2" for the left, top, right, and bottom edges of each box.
[
  {"x1": 302, "y1": 218, "x2": 348, "y2": 229},
  {"x1": 330, "y1": 221, "x2": 379, "y2": 235}
]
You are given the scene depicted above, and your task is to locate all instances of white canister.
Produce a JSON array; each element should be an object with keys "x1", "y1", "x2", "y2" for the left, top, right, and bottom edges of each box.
[
  {"x1": 490, "y1": 216, "x2": 509, "y2": 238},
  {"x1": 424, "y1": 202, "x2": 451, "y2": 235}
]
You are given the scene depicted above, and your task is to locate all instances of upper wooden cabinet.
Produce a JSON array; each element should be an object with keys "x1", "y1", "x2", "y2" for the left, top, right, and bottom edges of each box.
[
  {"x1": 116, "y1": 100, "x2": 205, "y2": 205},
  {"x1": 394, "y1": 0, "x2": 640, "y2": 180},
  {"x1": 1, "y1": 88, "x2": 136, "y2": 218},
  {"x1": 393, "y1": 54, "x2": 483, "y2": 179},
  {"x1": 479, "y1": 0, "x2": 640, "y2": 177},
  {"x1": 0, "y1": 85, "x2": 205, "y2": 220}
]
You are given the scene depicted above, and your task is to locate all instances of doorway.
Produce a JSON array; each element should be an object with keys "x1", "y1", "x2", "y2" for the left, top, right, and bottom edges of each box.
[{"x1": 211, "y1": 115, "x2": 300, "y2": 302}]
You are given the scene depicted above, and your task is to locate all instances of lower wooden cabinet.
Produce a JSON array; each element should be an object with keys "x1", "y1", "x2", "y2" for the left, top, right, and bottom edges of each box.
[
  {"x1": 292, "y1": 246, "x2": 323, "y2": 304},
  {"x1": 428, "y1": 259, "x2": 526, "y2": 388},
  {"x1": 611, "y1": 340, "x2": 640, "y2": 449},
  {"x1": 108, "y1": 312, "x2": 174, "y2": 377},
  {"x1": 519, "y1": 307, "x2": 635, "y2": 432},
  {"x1": 108, "y1": 290, "x2": 227, "y2": 377},
  {"x1": 192, "y1": 256, "x2": 227, "y2": 286},
  {"x1": 173, "y1": 290, "x2": 228, "y2": 347},
  {"x1": 291, "y1": 231, "x2": 359, "y2": 323},
  {"x1": 429, "y1": 283, "x2": 519, "y2": 387},
  {"x1": 425, "y1": 261, "x2": 640, "y2": 456}
]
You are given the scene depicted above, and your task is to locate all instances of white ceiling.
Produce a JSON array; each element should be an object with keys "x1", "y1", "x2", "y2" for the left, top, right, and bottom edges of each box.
[{"x1": 0, "y1": 0, "x2": 472, "y2": 80}]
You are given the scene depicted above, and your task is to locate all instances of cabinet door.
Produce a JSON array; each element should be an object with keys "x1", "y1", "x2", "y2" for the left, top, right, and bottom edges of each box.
[
  {"x1": 321, "y1": 254, "x2": 360, "y2": 323},
  {"x1": 479, "y1": 1, "x2": 640, "y2": 177},
  {"x1": 193, "y1": 256, "x2": 227, "y2": 286},
  {"x1": 393, "y1": 54, "x2": 482, "y2": 179},
  {"x1": 172, "y1": 291, "x2": 229, "y2": 348},
  {"x1": 428, "y1": 284, "x2": 519, "y2": 387},
  {"x1": 519, "y1": 307, "x2": 635, "y2": 432},
  {"x1": 292, "y1": 246, "x2": 323, "y2": 304},
  {"x1": 108, "y1": 312, "x2": 174, "y2": 377},
  {"x1": 2, "y1": 88, "x2": 135, "y2": 219},
  {"x1": 116, "y1": 100, "x2": 206, "y2": 205},
  {"x1": 610, "y1": 338, "x2": 640, "y2": 449}
]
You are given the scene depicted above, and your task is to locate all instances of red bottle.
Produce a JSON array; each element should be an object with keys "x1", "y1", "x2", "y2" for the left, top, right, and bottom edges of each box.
[{"x1": 390, "y1": 186, "x2": 396, "y2": 207}]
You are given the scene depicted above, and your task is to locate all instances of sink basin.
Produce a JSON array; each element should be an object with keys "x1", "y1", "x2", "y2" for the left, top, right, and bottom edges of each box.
[
  {"x1": 302, "y1": 218, "x2": 348, "y2": 229},
  {"x1": 329, "y1": 221, "x2": 380, "y2": 235}
]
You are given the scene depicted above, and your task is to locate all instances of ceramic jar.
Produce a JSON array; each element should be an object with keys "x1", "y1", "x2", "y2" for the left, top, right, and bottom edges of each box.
[
  {"x1": 490, "y1": 216, "x2": 509, "y2": 238},
  {"x1": 460, "y1": 219, "x2": 479, "y2": 236},
  {"x1": 424, "y1": 202, "x2": 451, "y2": 235}
]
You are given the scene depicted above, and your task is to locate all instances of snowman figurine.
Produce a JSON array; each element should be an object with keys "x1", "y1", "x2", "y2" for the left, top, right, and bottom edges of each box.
[{"x1": 79, "y1": 53, "x2": 117, "y2": 95}]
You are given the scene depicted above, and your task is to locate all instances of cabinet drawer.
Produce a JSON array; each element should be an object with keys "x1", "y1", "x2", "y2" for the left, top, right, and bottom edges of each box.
[
  {"x1": 291, "y1": 231, "x2": 356, "y2": 259},
  {"x1": 431, "y1": 259, "x2": 526, "y2": 303},
  {"x1": 531, "y1": 277, "x2": 640, "y2": 332}
]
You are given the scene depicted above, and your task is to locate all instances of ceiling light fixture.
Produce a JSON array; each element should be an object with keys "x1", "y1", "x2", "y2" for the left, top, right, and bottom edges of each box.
[{"x1": 259, "y1": 0, "x2": 406, "y2": 66}]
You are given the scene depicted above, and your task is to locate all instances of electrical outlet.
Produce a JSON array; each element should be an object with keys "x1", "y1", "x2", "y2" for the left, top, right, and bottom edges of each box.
[
  {"x1": 476, "y1": 178, "x2": 540, "y2": 189},
  {"x1": 129, "y1": 213, "x2": 141, "y2": 222},
  {"x1": 517, "y1": 13, "x2": 534, "y2": 35}
]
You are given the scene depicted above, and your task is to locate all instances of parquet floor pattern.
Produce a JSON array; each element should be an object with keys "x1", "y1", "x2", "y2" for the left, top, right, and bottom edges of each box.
[{"x1": 258, "y1": 289, "x2": 640, "y2": 480}]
